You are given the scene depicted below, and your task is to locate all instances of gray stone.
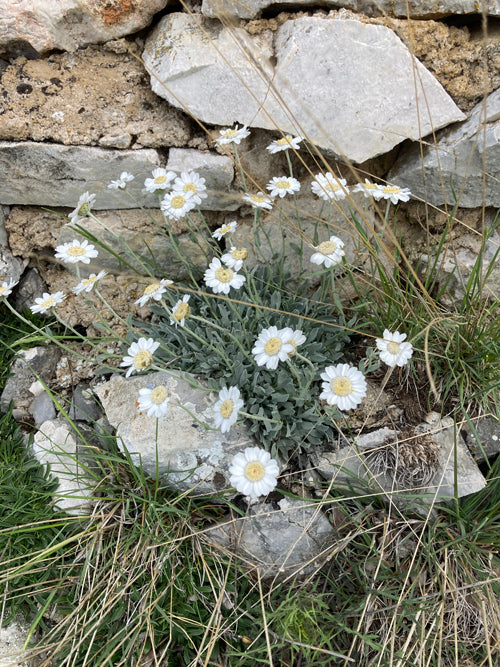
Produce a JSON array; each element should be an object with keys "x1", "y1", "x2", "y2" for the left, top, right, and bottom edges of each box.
[
  {"x1": 0, "y1": 141, "x2": 162, "y2": 209},
  {"x1": 32, "y1": 419, "x2": 95, "y2": 515},
  {"x1": 202, "y1": 0, "x2": 500, "y2": 19},
  {"x1": 1, "y1": 206, "x2": 27, "y2": 286},
  {"x1": 68, "y1": 385, "x2": 103, "y2": 423},
  {"x1": 0, "y1": 0, "x2": 170, "y2": 56},
  {"x1": 143, "y1": 13, "x2": 465, "y2": 163},
  {"x1": 465, "y1": 416, "x2": 500, "y2": 464},
  {"x1": 13, "y1": 268, "x2": 46, "y2": 314},
  {"x1": 56, "y1": 209, "x2": 213, "y2": 280},
  {"x1": 311, "y1": 417, "x2": 486, "y2": 504},
  {"x1": 95, "y1": 372, "x2": 258, "y2": 496},
  {"x1": 389, "y1": 88, "x2": 500, "y2": 207},
  {"x1": 207, "y1": 497, "x2": 334, "y2": 577},
  {"x1": 0, "y1": 346, "x2": 61, "y2": 421},
  {"x1": 30, "y1": 390, "x2": 57, "y2": 427},
  {"x1": 0, "y1": 616, "x2": 29, "y2": 667},
  {"x1": 166, "y1": 148, "x2": 239, "y2": 211}
]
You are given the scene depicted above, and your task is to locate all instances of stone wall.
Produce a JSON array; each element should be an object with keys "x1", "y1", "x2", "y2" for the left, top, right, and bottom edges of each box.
[{"x1": 0, "y1": 0, "x2": 499, "y2": 316}]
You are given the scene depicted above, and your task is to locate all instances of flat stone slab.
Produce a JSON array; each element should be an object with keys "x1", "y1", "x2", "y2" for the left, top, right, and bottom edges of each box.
[
  {"x1": 202, "y1": 0, "x2": 500, "y2": 19},
  {"x1": 311, "y1": 417, "x2": 486, "y2": 504},
  {"x1": 207, "y1": 497, "x2": 334, "y2": 577},
  {"x1": 0, "y1": 0, "x2": 170, "y2": 56},
  {"x1": 144, "y1": 13, "x2": 465, "y2": 163},
  {"x1": 95, "y1": 372, "x2": 258, "y2": 496},
  {"x1": 389, "y1": 87, "x2": 500, "y2": 207}
]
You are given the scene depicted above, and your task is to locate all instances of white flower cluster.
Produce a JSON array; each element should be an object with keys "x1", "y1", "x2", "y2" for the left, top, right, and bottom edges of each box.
[
  {"x1": 252, "y1": 325, "x2": 306, "y2": 370},
  {"x1": 139, "y1": 168, "x2": 208, "y2": 221}
]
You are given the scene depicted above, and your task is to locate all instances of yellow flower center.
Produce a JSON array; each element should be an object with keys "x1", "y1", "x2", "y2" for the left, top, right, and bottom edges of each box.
[
  {"x1": 173, "y1": 302, "x2": 190, "y2": 321},
  {"x1": 184, "y1": 183, "x2": 197, "y2": 193},
  {"x1": 67, "y1": 245, "x2": 86, "y2": 257},
  {"x1": 387, "y1": 341, "x2": 400, "y2": 355},
  {"x1": 325, "y1": 181, "x2": 341, "y2": 192},
  {"x1": 286, "y1": 340, "x2": 297, "y2": 356},
  {"x1": 224, "y1": 129, "x2": 237, "y2": 138},
  {"x1": 150, "y1": 386, "x2": 168, "y2": 404},
  {"x1": 0, "y1": 287, "x2": 7, "y2": 296},
  {"x1": 218, "y1": 224, "x2": 231, "y2": 235},
  {"x1": 171, "y1": 195, "x2": 186, "y2": 209},
  {"x1": 318, "y1": 240, "x2": 338, "y2": 255},
  {"x1": 81, "y1": 277, "x2": 96, "y2": 288},
  {"x1": 40, "y1": 296, "x2": 56, "y2": 309},
  {"x1": 251, "y1": 194, "x2": 267, "y2": 203},
  {"x1": 232, "y1": 247, "x2": 248, "y2": 260},
  {"x1": 276, "y1": 179, "x2": 290, "y2": 189},
  {"x1": 244, "y1": 461, "x2": 266, "y2": 482},
  {"x1": 215, "y1": 267, "x2": 234, "y2": 283},
  {"x1": 382, "y1": 186, "x2": 400, "y2": 194},
  {"x1": 133, "y1": 350, "x2": 153, "y2": 370},
  {"x1": 77, "y1": 203, "x2": 90, "y2": 216},
  {"x1": 264, "y1": 337, "x2": 282, "y2": 355},
  {"x1": 331, "y1": 376, "x2": 353, "y2": 397},
  {"x1": 276, "y1": 137, "x2": 291, "y2": 146},
  {"x1": 154, "y1": 174, "x2": 167, "y2": 184},
  {"x1": 144, "y1": 283, "x2": 160, "y2": 295},
  {"x1": 219, "y1": 399, "x2": 234, "y2": 419}
]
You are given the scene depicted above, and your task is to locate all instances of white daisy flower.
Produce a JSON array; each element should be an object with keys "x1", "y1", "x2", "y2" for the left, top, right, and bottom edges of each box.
[
  {"x1": 266, "y1": 135, "x2": 302, "y2": 154},
  {"x1": 311, "y1": 173, "x2": 349, "y2": 201},
  {"x1": 266, "y1": 176, "x2": 301, "y2": 198},
  {"x1": 280, "y1": 327, "x2": 307, "y2": 357},
  {"x1": 135, "y1": 279, "x2": 173, "y2": 307},
  {"x1": 170, "y1": 295, "x2": 190, "y2": 328},
  {"x1": 319, "y1": 364, "x2": 367, "y2": 411},
  {"x1": 204, "y1": 257, "x2": 246, "y2": 295},
  {"x1": 252, "y1": 326, "x2": 294, "y2": 371},
  {"x1": 30, "y1": 291, "x2": 65, "y2": 314},
  {"x1": 352, "y1": 179, "x2": 383, "y2": 199},
  {"x1": 212, "y1": 221, "x2": 237, "y2": 240},
  {"x1": 229, "y1": 446, "x2": 279, "y2": 499},
  {"x1": 221, "y1": 246, "x2": 248, "y2": 272},
  {"x1": 310, "y1": 236, "x2": 345, "y2": 268},
  {"x1": 376, "y1": 329, "x2": 414, "y2": 367},
  {"x1": 69, "y1": 192, "x2": 96, "y2": 224},
  {"x1": 73, "y1": 271, "x2": 107, "y2": 294},
  {"x1": 215, "y1": 124, "x2": 250, "y2": 146},
  {"x1": 161, "y1": 191, "x2": 196, "y2": 220},
  {"x1": 0, "y1": 279, "x2": 19, "y2": 299},
  {"x1": 120, "y1": 337, "x2": 160, "y2": 378},
  {"x1": 213, "y1": 386, "x2": 244, "y2": 434},
  {"x1": 143, "y1": 168, "x2": 176, "y2": 194},
  {"x1": 172, "y1": 171, "x2": 208, "y2": 205},
  {"x1": 242, "y1": 192, "x2": 273, "y2": 210},
  {"x1": 137, "y1": 385, "x2": 170, "y2": 418},
  {"x1": 107, "y1": 172, "x2": 135, "y2": 190},
  {"x1": 378, "y1": 184, "x2": 411, "y2": 204},
  {"x1": 55, "y1": 239, "x2": 99, "y2": 264}
]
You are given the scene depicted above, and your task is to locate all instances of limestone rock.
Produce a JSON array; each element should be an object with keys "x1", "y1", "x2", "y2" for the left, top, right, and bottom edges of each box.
[
  {"x1": 465, "y1": 416, "x2": 500, "y2": 464},
  {"x1": 0, "y1": 44, "x2": 191, "y2": 149},
  {"x1": 207, "y1": 497, "x2": 334, "y2": 577},
  {"x1": 0, "y1": 141, "x2": 162, "y2": 209},
  {"x1": 389, "y1": 87, "x2": 500, "y2": 207},
  {"x1": 0, "y1": 347, "x2": 61, "y2": 421},
  {"x1": 95, "y1": 372, "x2": 258, "y2": 495},
  {"x1": 202, "y1": 0, "x2": 500, "y2": 19},
  {"x1": 311, "y1": 418, "x2": 486, "y2": 504},
  {"x1": 0, "y1": 616, "x2": 30, "y2": 667},
  {"x1": 143, "y1": 13, "x2": 465, "y2": 163},
  {"x1": 0, "y1": 0, "x2": 170, "y2": 56},
  {"x1": 13, "y1": 268, "x2": 46, "y2": 314},
  {"x1": 32, "y1": 419, "x2": 95, "y2": 515},
  {"x1": 1, "y1": 206, "x2": 26, "y2": 285},
  {"x1": 30, "y1": 390, "x2": 57, "y2": 427}
]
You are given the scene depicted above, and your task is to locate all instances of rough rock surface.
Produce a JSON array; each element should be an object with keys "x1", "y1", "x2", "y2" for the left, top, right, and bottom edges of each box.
[
  {"x1": 1, "y1": 206, "x2": 27, "y2": 285},
  {"x1": 0, "y1": 142, "x2": 162, "y2": 208},
  {"x1": 0, "y1": 0, "x2": 170, "y2": 56},
  {"x1": 95, "y1": 372, "x2": 258, "y2": 495},
  {"x1": 32, "y1": 419, "x2": 95, "y2": 515},
  {"x1": 207, "y1": 497, "x2": 334, "y2": 577},
  {"x1": 0, "y1": 346, "x2": 61, "y2": 421},
  {"x1": 0, "y1": 616, "x2": 29, "y2": 667},
  {"x1": 0, "y1": 44, "x2": 191, "y2": 148},
  {"x1": 465, "y1": 416, "x2": 500, "y2": 464},
  {"x1": 311, "y1": 416, "x2": 486, "y2": 504},
  {"x1": 389, "y1": 88, "x2": 500, "y2": 207},
  {"x1": 143, "y1": 13, "x2": 465, "y2": 163},
  {"x1": 202, "y1": 0, "x2": 500, "y2": 19}
]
